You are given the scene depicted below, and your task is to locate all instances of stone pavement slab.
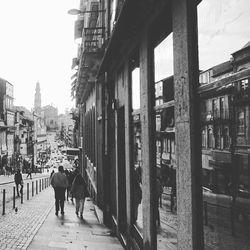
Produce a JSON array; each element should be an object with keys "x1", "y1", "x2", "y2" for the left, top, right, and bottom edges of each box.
[
  {"x1": 28, "y1": 195, "x2": 123, "y2": 250},
  {"x1": 0, "y1": 184, "x2": 53, "y2": 250}
]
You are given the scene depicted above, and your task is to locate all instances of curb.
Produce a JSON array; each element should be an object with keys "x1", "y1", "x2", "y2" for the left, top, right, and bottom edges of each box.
[
  {"x1": 93, "y1": 204, "x2": 104, "y2": 224},
  {"x1": 0, "y1": 174, "x2": 50, "y2": 186}
]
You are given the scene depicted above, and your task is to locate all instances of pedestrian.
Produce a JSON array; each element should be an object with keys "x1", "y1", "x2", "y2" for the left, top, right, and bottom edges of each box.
[
  {"x1": 170, "y1": 183, "x2": 176, "y2": 212},
  {"x1": 64, "y1": 169, "x2": 70, "y2": 201},
  {"x1": 26, "y1": 168, "x2": 32, "y2": 179},
  {"x1": 3, "y1": 166, "x2": 6, "y2": 176},
  {"x1": 156, "y1": 177, "x2": 163, "y2": 226},
  {"x1": 14, "y1": 169, "x2": 23, "y2": 197},
  {"x1": 132, "y1": 168, "x2": 142, "y2": 223},
  {"x1": 50, "y1": 170, "x2": 55, "y2": 180},
  {"x1": 71, "y1": 171, "x2": 88, "y2": 219},
  {"x1": 68, "y1": 169, "x2": 77, "y2": 203},
  {"x1": 50, "y1": 165, "x2": 69, "y2": 216}
]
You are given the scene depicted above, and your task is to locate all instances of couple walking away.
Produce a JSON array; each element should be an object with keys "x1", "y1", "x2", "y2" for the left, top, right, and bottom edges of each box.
[{"x1": 50, "y1": 166, "x2": 88, "y2": 218}]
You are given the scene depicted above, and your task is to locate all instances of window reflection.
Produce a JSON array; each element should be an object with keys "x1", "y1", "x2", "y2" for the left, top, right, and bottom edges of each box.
[
  {"x1": 154, "y1": 34, "x2": 177, "y2": 249},
  {"x1": 198, "y1": 0, "x2": 250, "y2": 248}
]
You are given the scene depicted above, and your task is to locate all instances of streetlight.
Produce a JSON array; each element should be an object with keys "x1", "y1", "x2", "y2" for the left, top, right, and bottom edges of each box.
[{"x1": 67, "y1": 8, "x2": 105, "y2": 15}]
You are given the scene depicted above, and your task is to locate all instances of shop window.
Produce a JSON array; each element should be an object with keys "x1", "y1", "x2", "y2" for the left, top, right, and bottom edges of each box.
[
  {"x1": 167, "y1": 139, "x2": 171, "y2": 153},
  {"x1": 219, "y1": 97, "x2": 225, "y2": 118},
  {"x1": 212, "y1": 99, "x2": 218, "y2": 117},
  {"x1": 171, "y1": 139, "x2": 175, "y2": 154},
  {"x1": 202, "y1": 127, "x2": 206, "y2": 148},
  {"x1": 207, "y1": 127, "x2": 213, "y2": 148},
  {"x1": 214, "y1": 126, "x2": 221, "y2": 149},
  {"x1": 162, "y1": 138, "x2": 167, "y2": 154},
  {"x1": 222, "y1": 126, "x2": 230, "y2": 149},
  {"x1": 237, "y1": 109, "x2": 245, "y2": 135},
  {"x1": 240, "y1": 78, "x2": 249, "y2": 91},
  {"x1": 156, "y1": 140, "x2": 161, "y2": 154}
]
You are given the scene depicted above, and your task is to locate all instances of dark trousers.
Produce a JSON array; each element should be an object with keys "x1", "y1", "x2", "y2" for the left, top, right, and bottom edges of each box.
[
  {"x1": 54, "y1": 187, "x2": 66, "y2": 212},
  {"x1": 132, "y1": 203, "x2": 140, "y2": 223},
  {"x1": 16, "y1": 183, "x2": 23, "y2": 196},
  {"x1": 55, "y1": 199, "x2": 65, "y2": 213}
]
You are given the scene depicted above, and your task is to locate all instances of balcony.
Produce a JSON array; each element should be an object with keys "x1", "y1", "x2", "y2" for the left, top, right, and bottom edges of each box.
[
  {"x1": 201, "y1": 109, "x2": 230, "y2": 123},
  {"x1": 74, "y1": 3, "x2": 105, "y2": 105},
  {"x1": 233, "y1": 84, "x2": 250, "y2": 103}
]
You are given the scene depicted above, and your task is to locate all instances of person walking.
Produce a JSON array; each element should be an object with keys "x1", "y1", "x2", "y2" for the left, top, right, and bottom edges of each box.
[
  {"x1": 71, "y1": 171, "x2": 88, "y2": 219},
  {"x1": 132, "y1": 169, "x2": 142, "y2": 223},
  {"x1": 50, "y1": 170, "x2": 55, "y2": 179},
  {"x1": 14, "y1": 169, "x2": 23, "y2": 197},
  {"x1": 50, "y1": 165, "x2": 69, "y2": 216},
  {"x1": 68, "y1": 169, "x2": 77, "y2": 203},
  {"x1": 156, "y1": 177, "x2": 163, "y2": 227},
  {"x1": 26, "y1": 168, "x2": 32, "y2": 179},
  {"x1": 64, "y1": 169, "x2": 71, "y2": 201}
]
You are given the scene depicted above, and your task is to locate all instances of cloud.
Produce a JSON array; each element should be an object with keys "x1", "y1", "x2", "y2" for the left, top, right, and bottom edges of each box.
[{"x1": 198, "y1": 0, "x2": 250, "y2": 70}]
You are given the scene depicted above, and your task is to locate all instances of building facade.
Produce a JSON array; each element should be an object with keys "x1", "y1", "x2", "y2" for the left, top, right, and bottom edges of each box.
[
  {"x1": 71, "y1": 0, "x2": 250, "y2": 249},
  {"x1": 199, "y1": 42, "x2": 250, "y2": 199},
  {"x1": 71, "y1": 0, "x2": 203, "y2": 249},
  {"x1": 15, "y1": 107, "x2": 36, "y2": 173},
  {"x1": 0, "y1": 78, "x2": 15, "y2": 172},
  {"x1": 42, "y1": 105, "x2": 58, "y2": 132}
]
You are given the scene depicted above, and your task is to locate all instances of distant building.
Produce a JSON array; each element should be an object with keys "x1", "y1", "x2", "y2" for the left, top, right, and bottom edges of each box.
[
  {"x1": 0, "y1": 78, "x2": 15, "y2": 172},
  {"x1": 42, "y1": 105, "x2": 58, "y2": 132},
  {"x1": 14, "y1": 106, "x2": 35, "y2": 172},
  {"x1": 58, "y1": 111, "x2": 74, "y2": 147},
  {"x1": 199, "y1": 41, "x2": 250, "y2": 195}
]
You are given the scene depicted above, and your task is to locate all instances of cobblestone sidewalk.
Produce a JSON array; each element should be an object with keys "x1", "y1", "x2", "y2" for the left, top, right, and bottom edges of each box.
[{"x1": 0, "y1": 187, "x2": 54, "y2": 250}]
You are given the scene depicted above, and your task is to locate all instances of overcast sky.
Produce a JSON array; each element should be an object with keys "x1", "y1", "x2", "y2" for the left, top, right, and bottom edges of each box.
[
  {"x1": 154, "y1": 0, "x2": 250, "y2": 82},
  {"x1": 0, "y1": 0, "x2": 79, "y2": 114},
  {"x1": 0, "y1": 0, "x2": 249, "y2": 113}
]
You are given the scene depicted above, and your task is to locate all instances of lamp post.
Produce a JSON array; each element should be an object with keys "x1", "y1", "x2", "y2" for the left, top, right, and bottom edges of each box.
[{"x1": 67, "y1": 8, "x2": 105, "y2": 15}]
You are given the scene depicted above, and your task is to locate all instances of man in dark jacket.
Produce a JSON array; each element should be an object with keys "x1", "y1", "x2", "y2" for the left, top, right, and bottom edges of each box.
[
  {"x1": 14, "y1": 169, "x2": 23, "y2": 197},
  {"x1": 50, "y1": 165, "x2": 69, "y2": 215}
]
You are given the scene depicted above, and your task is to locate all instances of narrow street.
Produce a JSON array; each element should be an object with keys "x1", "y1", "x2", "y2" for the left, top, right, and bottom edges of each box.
[{"x1": 0, "y1": 0, "x2": 250, "y2": 249}]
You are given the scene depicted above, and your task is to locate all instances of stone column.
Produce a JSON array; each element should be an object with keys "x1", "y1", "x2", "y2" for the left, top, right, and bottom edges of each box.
[
  {"x1": 140, "y1": 31, "x2": 157, "y2": 250},
  {"x1": 172, "y1": 0, "x2": 203, "y2": 249}
]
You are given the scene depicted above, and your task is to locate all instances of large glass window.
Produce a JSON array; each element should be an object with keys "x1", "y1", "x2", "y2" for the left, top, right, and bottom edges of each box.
[
  {"x1": 130, "y1": 49, "x2": 143, "y2": 241},
  {"x1": 154, "y1": 33, "x2": 177, "y2": 249},
  {"x1": 198, "y1": 1, "x2": 250, "y2": 248}
]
